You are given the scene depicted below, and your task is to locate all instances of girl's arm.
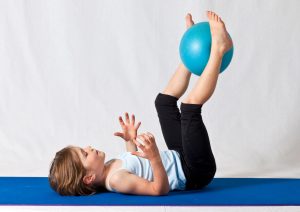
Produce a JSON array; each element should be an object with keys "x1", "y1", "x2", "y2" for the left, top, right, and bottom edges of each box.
[
  {"x1": 125, "y1": 139, "x2": 137, "y2": 152},
  {"x1": 148, "y1": 156, "x2": 170, "y2": 195},
  {"x1": 110, "y1": 166, "x2": 169, "y2": 196},
  {"x1": 110, "y1": 132, "x2": 169, "y2": 195}
]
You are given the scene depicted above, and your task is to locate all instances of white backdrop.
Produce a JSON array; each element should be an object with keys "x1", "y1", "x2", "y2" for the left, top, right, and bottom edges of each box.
[{"x1": 0, "y1": 0, "x2": 299, "y2": 178}]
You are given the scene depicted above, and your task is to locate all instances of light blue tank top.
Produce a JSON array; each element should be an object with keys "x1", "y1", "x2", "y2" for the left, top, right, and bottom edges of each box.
[{"x1": 106, "y1": 150, "x2": 186, "y2": 192}]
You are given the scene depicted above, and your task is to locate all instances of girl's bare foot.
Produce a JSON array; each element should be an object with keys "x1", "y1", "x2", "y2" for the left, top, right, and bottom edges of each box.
[
  {"x1": 207, "y1": 11, "x2": 233, "y2": 55},
  {"x1": 185, "y1": 13, "x2": 195, "y2": 29}
]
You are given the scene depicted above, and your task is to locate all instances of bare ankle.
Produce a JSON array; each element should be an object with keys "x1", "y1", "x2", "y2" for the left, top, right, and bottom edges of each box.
[{"x1": 209, "y1": 47, "x2": 225, "y2": 61}]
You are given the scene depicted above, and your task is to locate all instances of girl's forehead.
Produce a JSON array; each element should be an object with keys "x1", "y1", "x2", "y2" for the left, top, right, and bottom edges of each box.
[{"x1": 72, "y1": 147, "x2": 84, "y2": 161}]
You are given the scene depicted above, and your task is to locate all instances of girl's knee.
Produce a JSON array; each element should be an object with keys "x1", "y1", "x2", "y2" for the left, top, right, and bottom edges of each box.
[
  {"x1": 155, "y1": 93, "x2": 179, "y2": 107},
  {"x1": 182, "y1": 97, "x2": 205, "y2": 105}
]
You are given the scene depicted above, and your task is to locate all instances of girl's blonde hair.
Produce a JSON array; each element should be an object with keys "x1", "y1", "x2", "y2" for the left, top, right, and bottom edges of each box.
[{"x1": 48, "y1": 146, "x2": 97, "y2": 196}]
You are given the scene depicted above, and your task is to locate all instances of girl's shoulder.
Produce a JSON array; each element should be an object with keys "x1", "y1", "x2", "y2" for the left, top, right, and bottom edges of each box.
[{"x1": 105, "y1": 158, "x2": 130, "y2": 191}]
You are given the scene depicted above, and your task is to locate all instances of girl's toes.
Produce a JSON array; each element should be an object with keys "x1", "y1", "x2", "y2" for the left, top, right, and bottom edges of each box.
[
  {"x1": 207, "y1": 11, "x2": 211, "y2": 19},
  {"x1": 213, "y1": 13, "x2": 218, "y2": 21},
  {"x1": 185, "y1": 13, "x2": 194, "y2": 28}
]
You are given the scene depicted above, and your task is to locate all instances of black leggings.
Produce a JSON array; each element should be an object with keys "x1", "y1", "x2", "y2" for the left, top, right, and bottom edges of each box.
[{"x1": 155, "y1": 93, "x2": 216, "y2": 190}]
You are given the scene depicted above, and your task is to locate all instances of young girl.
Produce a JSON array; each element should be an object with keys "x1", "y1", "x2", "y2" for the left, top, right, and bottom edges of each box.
[{"x1": 49, "y1": 11, "x2": 233, "y2": 196}]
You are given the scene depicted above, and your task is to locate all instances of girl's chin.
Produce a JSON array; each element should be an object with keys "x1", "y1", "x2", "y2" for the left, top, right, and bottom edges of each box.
[{"x1": 97, "y1": 150, "x2": 105, "y2": 158}]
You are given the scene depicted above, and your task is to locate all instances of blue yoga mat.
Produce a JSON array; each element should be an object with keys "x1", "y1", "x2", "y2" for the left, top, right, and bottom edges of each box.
[{"x1": 0, "y1": 177, "x2": 299, "y2": 206}]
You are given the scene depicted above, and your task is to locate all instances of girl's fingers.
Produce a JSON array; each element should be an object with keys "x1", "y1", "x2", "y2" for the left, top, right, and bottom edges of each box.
[
  {"x1": 114, "y1": 132, "x2": 123, "y2": 138},
  {"x1": 139, "y1": 134, "x2": 151, "y2": 145},
  {"x1": 131, "y1": 114, "x2": 135, "y2": 125},
  {"x1": 141, "y1": 133, "x2": 150, "y2": 140},
  {"x1": 135, "y1": 121, "x2": 141, "y2": 130},
  {"x1": 144, "y1": 133, "x2": 155, "y2": 145},
  {"x1": 125, "y1": 112, "x2": 130, "y2": 124},
  {"x1": 146, "y1": 132, "x2": 154, "y2": 138},
  {"x1": 133, "y1": 138, "x2": 145, "y2": 150},
  {"x1": 119, "y1": 116, "x2": 125, "y2": 128},
  {"x1": 136, "y1": 136, "x2": 147, "y2": 146}
]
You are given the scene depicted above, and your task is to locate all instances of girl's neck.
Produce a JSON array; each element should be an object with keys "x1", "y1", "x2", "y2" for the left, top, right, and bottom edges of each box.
[
  {"x1": 93, "y1": 159, "x2": 116, "y2": 188},
  {"x1": 103, "y1": 159, "x2": 118, "y2": 180}
]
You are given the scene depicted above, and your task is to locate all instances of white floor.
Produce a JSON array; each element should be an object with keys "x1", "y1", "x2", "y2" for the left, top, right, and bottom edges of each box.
[{"x1": 0, "y1": 206, "x2": 300, "y2": 212}]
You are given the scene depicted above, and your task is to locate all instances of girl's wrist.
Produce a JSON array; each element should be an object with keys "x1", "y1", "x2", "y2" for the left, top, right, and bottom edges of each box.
[
  {"x1": 126, "y1": 138, "x2": 134, "y2": 142},
  {"x1": 150, "y1": 156, "x2": 162, "y2": 164}
]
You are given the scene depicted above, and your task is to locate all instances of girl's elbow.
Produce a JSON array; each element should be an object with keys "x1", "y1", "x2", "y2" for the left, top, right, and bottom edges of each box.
[
  {"x1": 160, "y1": 190, "x2": 169, "y2": 196},
  {"x1": 156, "y1": 187, "x2": 170, "y2": 196},
  {"x1": 151, "y1": 182, "x2": 170, "y2": 196}
]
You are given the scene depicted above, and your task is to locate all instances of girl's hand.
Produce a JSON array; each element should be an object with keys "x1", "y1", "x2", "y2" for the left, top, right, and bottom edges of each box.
[
  {"x1": 114, "y1": 112, "x2": 141, "y2": 142},
  {"x1": 131, "y1": 132, "x2": 161, "y2": 162}
]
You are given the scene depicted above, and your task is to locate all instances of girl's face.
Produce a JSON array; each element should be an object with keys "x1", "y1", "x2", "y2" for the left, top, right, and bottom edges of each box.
[{"x1": 74, "y1": 146, "x2": 106, "y2": 175}]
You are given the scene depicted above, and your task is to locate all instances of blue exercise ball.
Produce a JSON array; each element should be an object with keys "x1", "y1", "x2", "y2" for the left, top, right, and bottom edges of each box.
[{"x1": 179, "y1": 22, "x2": 234, "y2": 76}]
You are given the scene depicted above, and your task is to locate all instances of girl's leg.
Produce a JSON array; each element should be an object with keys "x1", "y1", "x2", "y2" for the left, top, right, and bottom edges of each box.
[
  {"x1": 154, "y1": 14, "x2": 195, "y2": 152},
  {"x1": 162, "y1": 14, "x2": 194, "y2": 99},
  {"x1": 155, "y1": 93, "x2": 182, "y2": 152},
  {"x1": 182, "y1": 11, "x2": 233, "y2": 105},
  {"x1": 162, "y1": 64, "x2": 191, "y2": 99},
  {"x1": 180, "y1": 11, "x2": 233, "y2": 190}
]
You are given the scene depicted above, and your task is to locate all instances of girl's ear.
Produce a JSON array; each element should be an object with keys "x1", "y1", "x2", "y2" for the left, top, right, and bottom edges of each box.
[{"x1": 83, "y1": 174, "x2": 95, "y2": 185}]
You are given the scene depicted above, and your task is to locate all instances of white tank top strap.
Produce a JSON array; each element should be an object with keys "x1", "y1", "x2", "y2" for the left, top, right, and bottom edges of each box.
[{"x1": 106, "y1": 167, "x2": 126, "y2": 192}]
